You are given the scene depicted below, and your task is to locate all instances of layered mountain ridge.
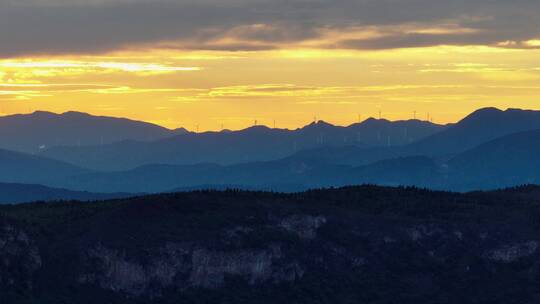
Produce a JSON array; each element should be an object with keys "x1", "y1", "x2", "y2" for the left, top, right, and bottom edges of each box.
[{"x1": 1, "y1": 107, "x2": 540, "y2": 201}]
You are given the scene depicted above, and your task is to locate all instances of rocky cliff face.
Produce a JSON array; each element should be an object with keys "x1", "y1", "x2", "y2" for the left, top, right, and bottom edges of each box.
[
  {"x1": 0, "y1": 221, "x2": 41, "y2": 291},
  {"x1": 76, "y1": 214, "x2": 324, "y2": 297},
  {"x1": 484, "y1": 241, "x2": 539, "y2": 263},
  {"x1": 2, "y1": 187, "x2": 540, "y2": 303},
  {"x1": 279, "y1": 215, "x2": 326, "y2": 239},
  {"x1": 79, "y1": 241, "x2": 303, "y2": 297}
]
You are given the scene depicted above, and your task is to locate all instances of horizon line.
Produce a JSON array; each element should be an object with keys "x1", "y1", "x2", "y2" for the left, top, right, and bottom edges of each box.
[{"x1": 0, "y1": 106, "x2": 528, "y2": 133}]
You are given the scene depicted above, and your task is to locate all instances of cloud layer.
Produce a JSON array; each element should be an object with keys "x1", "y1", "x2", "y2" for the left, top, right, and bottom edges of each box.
[{"x1": 2, "y1": 0, "x2": 540, "y2": 56}]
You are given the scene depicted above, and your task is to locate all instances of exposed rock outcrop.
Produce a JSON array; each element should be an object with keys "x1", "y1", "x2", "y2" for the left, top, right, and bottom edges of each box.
[
  {"x1": 279, "y1": 215, "x2": 326, "y2": 239},
  {"x1": 484, "y1": 241, "x2": 539, "y2": 263},
  {"x1": 79, "y1": 242, "x2": 303, "y2": 296},
  {"x1": 79, "y1": 243, "x2": 192, "y2": 297},
  {"x1": 0, "y1": 222, "x2": 41, "y2": 290}
]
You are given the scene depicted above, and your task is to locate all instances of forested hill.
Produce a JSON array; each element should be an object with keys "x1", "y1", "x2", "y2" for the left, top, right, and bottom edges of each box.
[
  {"x1": 2, "y1": 185, "x2": 540, "y2": 303},
  {"x1": 0, "y1": 182, "x2": 132, "y2": 204}
]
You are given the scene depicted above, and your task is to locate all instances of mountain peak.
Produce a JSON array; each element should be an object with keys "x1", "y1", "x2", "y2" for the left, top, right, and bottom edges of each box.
[
  {"x1": 360, "y1": 117, "x2": 391, "y2": 126},
  {"x1": 459, "y1": 107, "x2": 504, "y2": 124},
  {"x1": 303, "y1": 120, "x2": 335, "y2": 130},
  {"x1": 363, "y1": 117, "x2": 378, "y2": 123},
  {"x1": 243, "y1": 125, "x2": 272, "y2": 133},
  {"x1": 61, "y1": 111, "x2": 93, "y2": 117},
  {"x1": 459, "y1": 107, "x2": 540, "y2": 125},
  {"x1": 472, "y1": 107, "x2": 503, "y2": 114},
  {"x1": 173, "y1": 127, "x2": 190, "y2": 135},
  {"x1": 0, "y1": 110, "x2": 179, "y2": 154},
  {"x1": 31, "y1": 110, "x2": 57, "y2": 117}
]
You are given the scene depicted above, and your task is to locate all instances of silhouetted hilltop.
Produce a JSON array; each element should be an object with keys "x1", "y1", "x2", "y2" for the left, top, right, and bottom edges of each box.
[
  {"x1": 2, "y1": 186, "x2": 540, "y2": 303},
  {"x1": 0, "y1": 111, "x2": 185, "y2": 153},
  {"x1": 411, "y1": 107, "x2": 540, "y2": 155}
]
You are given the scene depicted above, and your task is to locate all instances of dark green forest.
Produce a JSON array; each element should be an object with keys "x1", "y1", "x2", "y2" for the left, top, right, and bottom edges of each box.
[{"x1": 2, "y1": 185, "x2": 540, "y2": 303}]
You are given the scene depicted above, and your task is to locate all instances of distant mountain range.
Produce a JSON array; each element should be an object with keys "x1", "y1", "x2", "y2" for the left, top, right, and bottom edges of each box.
[
  {"x1": 54, "y1": 156, "x2": 435, "y2": 193},
  {"x1": 287, "y1": 107, "x2": 540, "y2": 167},
  {"x1": 0, "y1": 111, "x2": 187, "y2": 154},
  {"x1": 39, "y1": 118, "x2": 444, "y2": 170},
  {"x1": 26, "y1": 134, "x2": 540, "y2": 194},
  {"x1": 0, "y1": 182, "x2": 132, "y2": 204},
  {"x1": 411, "y1": 107, "x2": 540, "y2": 155},
  {"x1": 1, "y1": 107, "x2": 540, "y2": 200}
]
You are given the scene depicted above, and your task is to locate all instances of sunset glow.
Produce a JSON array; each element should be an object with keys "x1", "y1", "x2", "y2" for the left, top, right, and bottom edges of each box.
[
  {"x1": 2, "y1": 0, "x2": 540, "y2": 130},
  {"x1": 2, "y1": 45, "x2": 540, "y2": 130}
]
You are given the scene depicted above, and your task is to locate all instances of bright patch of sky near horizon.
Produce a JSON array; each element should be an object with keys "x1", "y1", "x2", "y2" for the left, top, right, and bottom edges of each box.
[{"x1": 2, "y1": 0, "x2": 540, "y2": 130}]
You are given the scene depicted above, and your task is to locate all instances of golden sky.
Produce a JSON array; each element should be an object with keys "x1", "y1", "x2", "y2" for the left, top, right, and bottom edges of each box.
[
  {"x1": 2, "y1": 1, "x2": 540, "y2": 131},
  {"x1": 2, "y1": 46, "x2": 540, "y2": 131}
]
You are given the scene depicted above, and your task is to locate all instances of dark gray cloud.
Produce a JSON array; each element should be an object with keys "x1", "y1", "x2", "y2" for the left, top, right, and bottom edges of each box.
[{"x1": 2, "y1": 0, "x2": 540, "y2": 56}]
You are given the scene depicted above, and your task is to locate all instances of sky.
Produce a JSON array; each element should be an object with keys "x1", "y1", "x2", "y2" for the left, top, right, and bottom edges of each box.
[{"x1": 2, "y1": 0, "x2": 540, "y2": 130}]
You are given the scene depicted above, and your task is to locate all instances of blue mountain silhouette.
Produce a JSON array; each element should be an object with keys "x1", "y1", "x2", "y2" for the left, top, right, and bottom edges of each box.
[
  {"x1": 0, "y1": 111, "x2": 186, "y2": 154},
  {"x1": 40, "y1": 119, "x2": 443, "y2": 170}
]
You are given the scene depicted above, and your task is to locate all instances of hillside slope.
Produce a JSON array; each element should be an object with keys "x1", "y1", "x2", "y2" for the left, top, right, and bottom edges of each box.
[
  {"x1": 1, "y1": 186, "x2": 540, "y2": 303},
  {"x1": 0, "y1": 111, "x2": 185, "y2": 153},
  {"x1": 447, "y1": 129, "x2": 540, "y2": 190},
  {"x1": 0, "y1": 148, "x2": 88, "y2": 186},
  {"x1": 411, "y1": 107, "x2": 540, "y2": 155}
]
